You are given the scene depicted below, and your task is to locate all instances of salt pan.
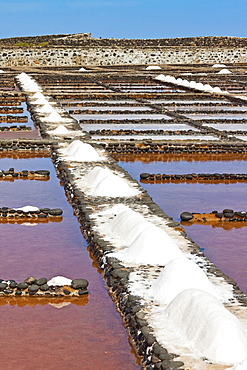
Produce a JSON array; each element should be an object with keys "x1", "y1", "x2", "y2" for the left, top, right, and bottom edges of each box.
[
  {"x1": 163, "y1": 289, "x2": 247, "y2": 364},
  {"x1": 147, "y1": 257, "x2": 221, "y2": 304}
]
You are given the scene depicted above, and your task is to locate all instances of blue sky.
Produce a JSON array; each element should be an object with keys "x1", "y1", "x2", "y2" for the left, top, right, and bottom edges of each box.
[{"x1": 0, "y1": 0, "x2": 246, "y2": 40}]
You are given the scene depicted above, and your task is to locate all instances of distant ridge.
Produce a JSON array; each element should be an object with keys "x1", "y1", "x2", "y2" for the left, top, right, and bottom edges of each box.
[{"x1": 0, "y1": 34, "x2": 247, "y2": 48}]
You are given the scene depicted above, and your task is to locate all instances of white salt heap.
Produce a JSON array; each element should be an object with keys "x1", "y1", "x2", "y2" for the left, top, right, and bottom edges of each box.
[
  {"x1": 61, "y1": 140, "x2": 101, "y2": 161},
  {"x1": 112, "y1": 224, "x2": 183, "y2": 265},
  {"x1": 47, "y1": 112, "x2": 63, "y2": 122},
  {"x1": 229, "y1": 359, "x2": 247, "y2": 369},
  {"x1": 218, "y1": 68, "x2": 232, "y2": 74},
  {"x1": 79, "y1": 67, "x2": 89, "y2": 72},
  {"x1": 47, "y1": 276, "x2": 72, "y2": 286},
  {"x1": 212, "y1": 63, "x2": 227, "y2": 68},
  {"x1": 50, "y1": 125, "x2": 70, "y2": 135},
  {"x1": 88, "y1": 173, "x2": 139, "y2": 197},
  {"x1": 147, "y1": 257, "x2": 221, "y2": 304},
  {"x1": 37, "y1": 104, "x2": 55, "y2": 114},
  {"x1": 14, "y1": 205, "x2": 40, "y2": 212},
  {"x1": 157, "y1": 289, "x2": 247, "y2": 364},
  {"x1": 146, "y1": 65, "x2": 162, "y2": 70},
  {"x1": 109, "y1": 208, "x2": 151, "y2": 245}
]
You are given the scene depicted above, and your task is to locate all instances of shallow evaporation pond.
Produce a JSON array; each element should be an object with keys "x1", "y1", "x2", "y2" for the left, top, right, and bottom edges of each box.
[
  {"x1": 172, "y1": 106, "x2": 247, "y2": 112},
  {"x1": 80, "y1": 123, "x2": 195, "y2": 131},
  {"x1": 60, "y1": 100, "x2": 139, "y2": 105},
  {"x1": 0, "y1": 156, "x2": 140, "y2": 370},
  {"x1": 93, "y1": 135, "x2": 219, "y2": 141},
  {"x1": 117, "y1": 157, "x2": 247, "y2": 293},
  {"x1": 148, "y1": 100, "x2": 232, "y2": 105},
  {"x1": 0, "y1": 102, "x2": 40, "y2": 139},
  {"x1": 74, "y1": 113, "x2": 173, "y2": 120},
  {"x1": 64, "y1": 106, "x2": 153, "y2": 112},
  {"x1": 203, "y1": 123, "x2": 247, "y2": 131},
  {"x1": 186, "y1": 113, "x2": 247, "y2": 120}
]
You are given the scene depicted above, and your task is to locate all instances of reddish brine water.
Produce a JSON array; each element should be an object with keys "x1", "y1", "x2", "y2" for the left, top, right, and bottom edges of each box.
[
  {"x1": 0, "y1": 156, "x2": 141, "y2": 370},
  {"x1": 116, "y1": 154, "x2": 247, "y2": 293}
]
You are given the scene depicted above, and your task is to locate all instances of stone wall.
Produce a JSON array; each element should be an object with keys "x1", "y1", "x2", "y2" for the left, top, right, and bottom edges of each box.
[{"x1": 0, "y1": 46, "x2": 247, "y2": 67}]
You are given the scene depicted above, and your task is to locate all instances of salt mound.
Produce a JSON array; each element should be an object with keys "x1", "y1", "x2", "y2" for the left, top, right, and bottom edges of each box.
[
  {"x1": 32, "y1": 97, "x2": 49, "y2": 105},
  {"x1": 117, "y1": 224, "x2": 183, "y2": 265},
  {"x1": 218, "y1": 68, "x2": 232, "y2": 74},
  {"x1": 47, "y1": 112, "x2": 63, "y2": 122},
  {"x1": 212, "y1": 63, "x2": 226, "y2": 68},
  {"x1": 0, "y1": 70, "x2": 5, "y2": 73},
  {"x1": 164, "y1": 289, "x2": 247, "y2": 364},
  {"x1": 37, "y1": 104, "x2": 55, "y2": 114},
  {"x1": 88, "y1": 173, "x2": 139, "y2": 197},
  {"x1": 109, "y1": 209, "x2": 150, "y2": 245},
  {"x1": 47, "y1": 276, "x2": 72, "y2": 286},
  {"x1": 79, "y1": 67, "x2": 88, "y2": 72},
  {"x1": 52, "y1": 125, "x2": 70, "y2": 134},
  {"x1": 146, "y1": 65, "x2": 162, "y2": 70},
  {"x1": 84, "y1": 167, "x2": 112, "y2": 187},
  {"x1": 229, "y1": 359, "x2": 247, "y2": 369},
  {"x1": 63, "y1": 140, "x2": 101, "y2": 161},
  {"x1": 147, "y1": 257, "x2": 220, "y2": 304},
  {"x1": 14, "y1": 206, "x2": 40, "y2": 212}
]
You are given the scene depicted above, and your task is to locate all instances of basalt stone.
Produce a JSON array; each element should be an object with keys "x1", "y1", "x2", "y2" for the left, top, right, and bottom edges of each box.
[
  {"x1": 223, "y1": 209, "x2": 234, "y2": 214},
  {"x1": 78, "y1": 288, "x2": 88, "y2": 295},
  {"x1": 180, "y1": 212, "x2": 193, "y2": 221},
  {"x1": 9, "y1": 281, "x2": 17, "y2": 289},
  {"x1": 71, "y1": 278, "x2": 89, "y2": 289},
  {"x1": 235, "y1": 211, "x2": 246, "y2": 218},
  {"x1": 17, "y1": 282, "x2": 28, "y2": 290},
  {"x1": 63, "y1": 289, "x2": 71, "y2": 295},
  {"x1": 4, "y1": 288, "x2": 13, "y2": 295},
  {"x1": 111, "y1": 268, "x2": 129, "y2": 279},
  {"x1": 36, "y1": 277, "x2": 47, "y2": 286},
  {"x1": 140, "y1": 173, "x2": 150, "y2": 179},
  {"x1": 0, "y1": 283, "x2": 7, "y2": 291},
  {"x1": 40, "y1": 284, "x2": 49, "y2": 291},
  {"x1": 48, "y1": 209, "x2": 63, "y2": 216},
  {"x1": 215, "y1": 212, "x2": 223, "y2": 219},
  {"x1": 24, "y1": 276, "x2": 37, "y2": 285},
  {"x1": 15, "y1": 290, "x2": 22, "y2": 296},
  {"x1": 35, "y1": 170, "x2": 50, "y2": 176},
  {"x1": 28, "y1": 284, "x2": 39, "y2": 293},
  {"x1": 40, "y1": 208, "x2": 50, "y2": 214},
  {"x1": 224, "y1": 212, "x2": 234, "y2": 218}
]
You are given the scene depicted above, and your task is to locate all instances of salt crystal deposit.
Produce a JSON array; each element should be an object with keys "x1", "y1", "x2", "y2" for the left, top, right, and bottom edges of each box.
[
  {"x1": 161, "y1": 289, "x2": 247, "y2": 364},
  {"x1": 79, "y1": 67, "x2": 89, "y2": 71},
  {"x1": 113, "y1": 224, "x2": 183, "y2": 265},
  {"x1": 61, "y1": 140, "x2": 101, "y2": 161},
  {"x1": 32, "y1": 97, "x2": 49, "y2": 105},
  {"x1": 88, "y1": 173, "x2": 140, "y2": 197},
  {"x1": 218, "y1": 68, "x2": 232, "y2": 74},
  {"x1": 36, "y1": 104, "x2": 55, "y2": 114},
  {"x1": 147, "y1": 257, "x2": 221, "y2": 304},
  {"x1": 50, "y1": 125, "x2": 70, "y2": 134},
  {"x1": 47, "y1": 112, "x2": 63, "y2": 122},
  {"x1": 109, "y1": 208, "x2": 150, "y2": 245},
  {"x1": 0, "y1": 70, "x2": 5, "y2": 73},
  {"x1": 146, "y1": 65, "x2": 162, "y2": 70},
  {"x1": 14, "y1": 206, "x2": 40, "y2": 212},
  {"x1": 212, "y1": 63, "x2": 227, "y2": 68},
  {"x1": 228, "y1": 359, "x2": 247, "y2": 369},
  {"x1": 47, "y1": 276, "x2": 72, "y2": 286},
  {"x1": 84, "y1": 167, "x2": 112, "y2": 187}
]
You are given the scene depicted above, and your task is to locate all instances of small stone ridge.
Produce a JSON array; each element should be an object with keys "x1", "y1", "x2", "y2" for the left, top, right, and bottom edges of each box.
[
  {"x1": 0, "y1": 116, "x2": 28, "y2": 123},
  {"x1": 0, "y1": 125, "x2": 31, "y2": 132},
  {"x1": 0, "y1": 277, "x2": 89, "y2": 297},
  {"x1": 0, "y1": 169, "x2": 50, "y2": 180},
  {"x1": 140, "y1": 172, "x2": 247, "y2": 182},
  {"x1": 180, "y1": 209, "x2": 247, "y2": 222},
  {"x1": 0, "y1": 207, "x2": 63, "y2": 220}
]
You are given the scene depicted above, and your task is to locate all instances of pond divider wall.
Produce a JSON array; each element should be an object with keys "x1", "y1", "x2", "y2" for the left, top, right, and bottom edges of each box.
[{"x1": 1, "y1": 46, "x2": 247, "y2": 66}]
